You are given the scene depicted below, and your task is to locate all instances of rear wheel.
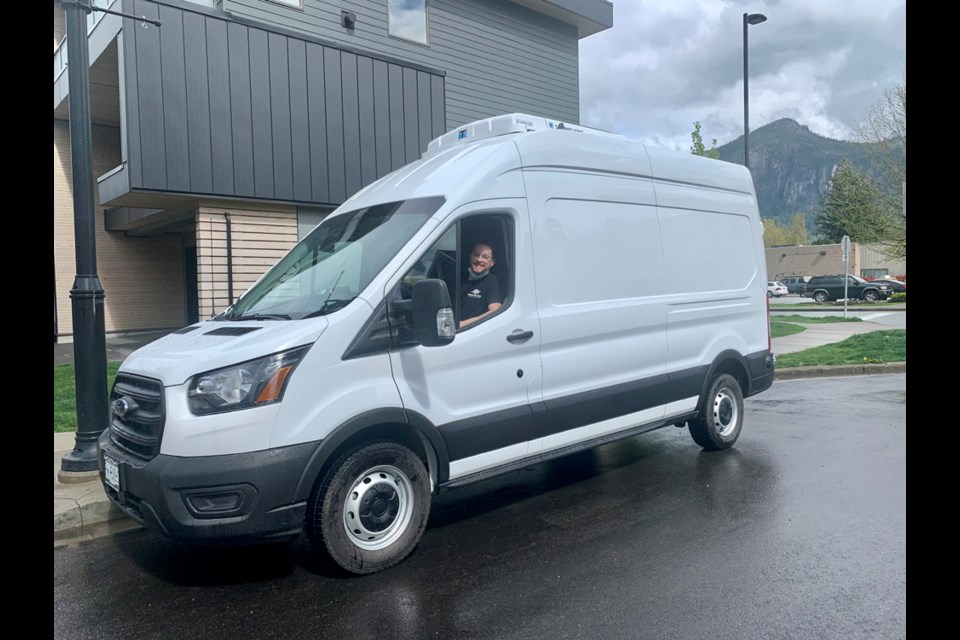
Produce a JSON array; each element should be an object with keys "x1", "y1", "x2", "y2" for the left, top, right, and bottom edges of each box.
[
  {"x1": 306, "y1": 441, "x2": 431, "y2": 575},
  {"x1": 689, "y1": 374, "x2": 744, "y2": 450},
  {"x1": 813, "y1": 291, "x2": 828, "y2": 303},
  {"x1": 864, "y1": 290, "x2": 879, "y2": 302}
]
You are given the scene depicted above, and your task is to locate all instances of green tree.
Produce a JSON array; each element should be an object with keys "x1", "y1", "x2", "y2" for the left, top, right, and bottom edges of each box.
[
  {"x1": 855, "y1": 81, "x2": 906, "y2": 259},
  {"x1": 763, "y1": 212, "x2": 808, "y2": 247},
  {"x1": 814, "y1": 160, "x2": 888, "y2": 244},
  {"x1": 788, "y1": 211, "x2": 809, "y2": 245},
  {"x1": 690, "y1": 122, "x2": 720, "y2": 159}
]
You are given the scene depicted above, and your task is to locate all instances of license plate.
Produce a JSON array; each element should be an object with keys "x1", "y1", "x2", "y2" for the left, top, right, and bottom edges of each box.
[{"x1": 104, "y1": 455, "x2": 120, "y2": 492}]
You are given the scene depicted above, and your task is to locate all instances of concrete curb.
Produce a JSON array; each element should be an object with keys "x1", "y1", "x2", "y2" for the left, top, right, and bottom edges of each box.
[
  {"x1": 774, "y1": 362, "x2": 906, "y2": 380},
  {"x1": 54, "y1": 432, "x2": 141, "y2": 546}
]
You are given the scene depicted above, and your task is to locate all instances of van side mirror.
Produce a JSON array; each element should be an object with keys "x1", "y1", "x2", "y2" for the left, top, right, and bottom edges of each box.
[{"x1": 392, "y1": 279, "x2": 456, "y2": 347}]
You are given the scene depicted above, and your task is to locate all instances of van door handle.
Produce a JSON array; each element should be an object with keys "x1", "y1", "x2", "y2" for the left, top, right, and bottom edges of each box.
[{"x1": 506, "y1": 330, "x2": 534, "y2": 343}]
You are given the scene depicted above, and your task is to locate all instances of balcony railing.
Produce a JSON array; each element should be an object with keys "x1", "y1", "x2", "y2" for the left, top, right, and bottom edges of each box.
[{"x1": 54, "y1": 0, "x2": 215, "y2": 81}]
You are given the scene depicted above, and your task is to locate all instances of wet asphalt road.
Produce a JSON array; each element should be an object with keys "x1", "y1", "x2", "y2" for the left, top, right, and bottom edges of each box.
[{"x1": 54, "y1": 374, "x2": 906, "y2": 640}]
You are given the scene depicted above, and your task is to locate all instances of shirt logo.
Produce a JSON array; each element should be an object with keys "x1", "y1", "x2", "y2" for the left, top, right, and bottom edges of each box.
[{"x1": 467, "y1": 288, "x2": 482, "y2": 299}]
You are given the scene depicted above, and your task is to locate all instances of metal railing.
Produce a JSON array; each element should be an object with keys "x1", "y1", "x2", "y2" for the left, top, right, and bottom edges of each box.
[{"x1": 55, "y1": 0, "x2": 215, "y2": 81}]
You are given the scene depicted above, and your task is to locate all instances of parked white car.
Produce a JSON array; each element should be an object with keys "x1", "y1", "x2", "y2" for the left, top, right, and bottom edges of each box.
[{"x1": 767, "y1": 281, "x2": 788, "y2": 297}]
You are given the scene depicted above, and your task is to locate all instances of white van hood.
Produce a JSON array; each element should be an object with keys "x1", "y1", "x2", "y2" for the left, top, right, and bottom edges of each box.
[{"x1": 119, "y1": 317, "x2": 330, "y2": 386}]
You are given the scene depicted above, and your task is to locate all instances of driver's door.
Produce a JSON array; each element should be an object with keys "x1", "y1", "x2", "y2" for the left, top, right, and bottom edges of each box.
[{"x1": 387, "y1": 210, "x2": 543, "y2": 482}]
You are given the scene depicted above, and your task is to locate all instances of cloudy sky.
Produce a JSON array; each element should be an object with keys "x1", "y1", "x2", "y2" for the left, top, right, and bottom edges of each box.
[{"x1": 577, "y1": 0, "x2": 906, "y2": 152}]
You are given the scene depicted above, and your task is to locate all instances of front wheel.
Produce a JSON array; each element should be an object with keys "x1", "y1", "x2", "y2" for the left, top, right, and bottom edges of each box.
[
  {"x1": 688, "y1": 374, "x2": 744, "y2": 450},
  {"x1": 306, "y1": 441, "x2": 431, "y2": 574}
]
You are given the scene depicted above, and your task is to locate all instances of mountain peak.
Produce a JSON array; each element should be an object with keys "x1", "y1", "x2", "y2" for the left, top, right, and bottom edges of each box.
[
  {"x1": 716, "y1": 118, "x2": 875, "y2": 227},
  {"x1": 757, "y1": 118, "x2": 812, "y2": 135}
]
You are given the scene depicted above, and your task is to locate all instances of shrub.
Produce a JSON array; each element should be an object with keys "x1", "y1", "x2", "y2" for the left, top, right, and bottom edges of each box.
[{"x1": 889, "y1": 292, "x2": 906, "y2": 302}]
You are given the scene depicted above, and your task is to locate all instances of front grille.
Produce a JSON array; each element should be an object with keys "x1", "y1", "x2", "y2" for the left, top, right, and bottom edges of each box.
[{"x1": 110, "y1": 373, "x2": 165, "y2": 460}]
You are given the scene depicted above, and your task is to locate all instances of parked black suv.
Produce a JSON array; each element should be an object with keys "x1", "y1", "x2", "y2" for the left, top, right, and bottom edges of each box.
[{"x1": 801, "y1": 275, "x2": 891, "y2": 302}]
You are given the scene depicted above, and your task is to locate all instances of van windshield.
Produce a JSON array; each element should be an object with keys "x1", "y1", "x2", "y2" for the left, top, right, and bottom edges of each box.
[{"x1": 220, "y1": 196, "x2": 444, "y2": 321}]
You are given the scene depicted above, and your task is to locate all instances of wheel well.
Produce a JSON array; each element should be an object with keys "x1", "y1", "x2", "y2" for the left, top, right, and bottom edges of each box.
[
  {"x1": 711, "y1": 357, "x2": 749, "y2": 396},
  {"x1": 311, "y1": 423, "x2": 439, "y2": 498}
]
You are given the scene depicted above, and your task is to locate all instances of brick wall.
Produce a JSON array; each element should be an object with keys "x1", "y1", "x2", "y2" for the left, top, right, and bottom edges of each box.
[
  {"x1": 54, "y1": 120, "x2": 186, "y2": 338},
  {"x1": 767, "y1": 243, "x2": 907, "y2": 281},
  {"x1": 766, "y1": 244, "x2": 861, "y2": 282},
  {"x1": 196, "y1": 205, "x2": 298, "y2": 319}
]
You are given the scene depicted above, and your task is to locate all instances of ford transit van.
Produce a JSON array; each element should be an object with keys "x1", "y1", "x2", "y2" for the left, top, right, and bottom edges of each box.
[{"x1": 98, "y1": 114, "x2": 775, "y2": 574}]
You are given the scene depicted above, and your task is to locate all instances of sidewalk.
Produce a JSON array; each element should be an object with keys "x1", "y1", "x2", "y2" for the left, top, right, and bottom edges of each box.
[{"x1": 53, "y1": 320, "x2": 906, "y2": 546}]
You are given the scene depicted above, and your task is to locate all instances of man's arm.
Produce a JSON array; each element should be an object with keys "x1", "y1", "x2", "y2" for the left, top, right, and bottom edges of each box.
[{"x1": 459, "y1": 302, "x2": 502, "y2": 328}]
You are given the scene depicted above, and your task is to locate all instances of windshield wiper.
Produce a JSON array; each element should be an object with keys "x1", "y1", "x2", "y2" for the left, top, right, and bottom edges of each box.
[
  {"x1": 302, "y1": 298, "x2": 356, "y2": 319},
  {"x1": 228, "y1": 313, "x2": 292, "y2": 321}
]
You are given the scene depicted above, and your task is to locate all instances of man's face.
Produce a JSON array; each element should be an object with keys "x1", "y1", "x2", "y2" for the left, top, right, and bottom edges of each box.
[{"x1": 470, "y1": 244, "x2": 495, "y2": 274}]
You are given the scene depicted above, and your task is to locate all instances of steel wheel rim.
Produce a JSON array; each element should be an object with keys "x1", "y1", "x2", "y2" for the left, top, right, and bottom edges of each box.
[
  {"x1": 342, "y1": 464, "x2": 414, "y2": 550},
  {"x1": 713, "y1": 387, "x2": 739, "y2": 437}
]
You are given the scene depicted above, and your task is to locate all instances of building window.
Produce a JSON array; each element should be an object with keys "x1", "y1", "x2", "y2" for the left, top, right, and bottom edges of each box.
[
  {"x1": 265, "y1": 0, "x2": 303, "y2": 9},
  {"x1": 389, "y1": 0, "x2": 428, "y2": 45}
]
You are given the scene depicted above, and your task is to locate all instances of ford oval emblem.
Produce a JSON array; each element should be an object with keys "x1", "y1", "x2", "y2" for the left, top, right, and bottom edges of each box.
[{"x1": 112, "y1": 398, "x2": 130, "y2": 418}]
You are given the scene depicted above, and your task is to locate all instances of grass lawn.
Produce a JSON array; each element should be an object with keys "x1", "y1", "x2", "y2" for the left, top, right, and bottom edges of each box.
[
  {"x1": 54, "y1": 362, "x2": 121, "y2": 433},
  {"x1": 775, "y1": 329, "x2": 906, "y2": 368},
  {"x1": 770, "y1": 314, "x2": 861, "y2": 339},
  {"x1": 770, "y1": 321, "x2": 805, "y2": 338}
]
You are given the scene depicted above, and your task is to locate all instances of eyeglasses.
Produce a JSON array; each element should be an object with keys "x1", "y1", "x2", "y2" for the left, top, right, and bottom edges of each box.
[{"x1": 471, "y1": 252, "x2": 494, "y2": 262}]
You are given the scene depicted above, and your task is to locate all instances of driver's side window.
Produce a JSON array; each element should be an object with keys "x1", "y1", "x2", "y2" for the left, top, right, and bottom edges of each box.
[
  {"x1": 396, "y1": 212, "x2": 513, "y2": 331},
  {"x1": 400, "y1": 225, "x2": 458, "y2": 300}
]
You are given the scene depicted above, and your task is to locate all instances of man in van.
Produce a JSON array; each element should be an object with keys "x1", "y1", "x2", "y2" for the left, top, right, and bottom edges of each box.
[{"x1": 459, "y1": 243, "x2": 502, "y2": 328}]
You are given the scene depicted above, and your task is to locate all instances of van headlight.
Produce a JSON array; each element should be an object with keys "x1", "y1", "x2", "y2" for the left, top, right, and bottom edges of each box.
[{"x1": 187, "y1": 346, "x2": 310, "y2": 415}]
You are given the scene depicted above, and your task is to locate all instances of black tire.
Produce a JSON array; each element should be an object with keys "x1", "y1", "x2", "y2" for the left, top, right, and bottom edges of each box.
[
  {"x1": 813, "y1": 291, "x2": 828, "y2": 303},
  {"x1": 864, "y1": 290, "x2": 879, "y2": 302},
  {"x1": 688, "y1": 374, "x2": 744, "y2": 451},
  {"x1": 767, "y1": 290, "x2": 773, "y2": 298},
  {"x1": 306, "y1": 441, "x2": 431, "y2": 575}
]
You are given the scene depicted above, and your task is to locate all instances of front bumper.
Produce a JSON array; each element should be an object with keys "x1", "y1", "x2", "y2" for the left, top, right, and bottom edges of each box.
[{"x1": 97, "y1": 431, "x2": 318, "y2": 544}]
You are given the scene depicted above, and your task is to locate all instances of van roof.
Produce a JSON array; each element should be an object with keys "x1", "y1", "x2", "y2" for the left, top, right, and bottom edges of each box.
[
  {"x1": 424, "y1": 113, "x2": 625, "y2": 158},
  {"x1": 339, "y1": 113, "x2": 757, "y2": 216}
]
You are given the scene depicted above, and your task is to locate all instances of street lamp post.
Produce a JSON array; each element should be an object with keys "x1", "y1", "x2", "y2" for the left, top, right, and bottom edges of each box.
[
  {"x1": 743, "y1": 12, "x2": 767, "y2": 170},
  {"x1": 58, "y1": 1, "x2": 160, "y2": 477}
]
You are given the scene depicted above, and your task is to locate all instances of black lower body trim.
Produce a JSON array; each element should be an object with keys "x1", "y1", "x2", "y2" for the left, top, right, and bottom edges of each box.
[
  {"x1": 440, "y1": 369, "x2": 707, "y2": 462},
  {"x1": 439, "y1": 413, "x2": 695, "y2": 491},
  {"x1": 745, "y1": 349, "x2": 775, "y2": 397}
]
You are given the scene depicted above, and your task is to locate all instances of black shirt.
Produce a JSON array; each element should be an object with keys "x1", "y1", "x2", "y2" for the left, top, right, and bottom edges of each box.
[{"x1": 459, "y1": 272, "x2": 501, "y2": 322}]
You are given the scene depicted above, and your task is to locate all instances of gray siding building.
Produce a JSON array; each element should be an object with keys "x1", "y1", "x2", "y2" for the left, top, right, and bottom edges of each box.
[{"x1": 53, "y1": 0, "x2": 612, "y2": 339}]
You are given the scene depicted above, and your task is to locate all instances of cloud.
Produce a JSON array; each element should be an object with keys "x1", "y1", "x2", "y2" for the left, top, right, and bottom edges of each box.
[{"x1": 579, "y1": 0, "x2": 906, "y2": 150}]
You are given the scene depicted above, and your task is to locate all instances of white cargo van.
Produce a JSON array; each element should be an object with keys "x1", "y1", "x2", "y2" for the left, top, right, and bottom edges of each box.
[{"x1": 99, "y1": 114, "x2": 774, "y2": 574}]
